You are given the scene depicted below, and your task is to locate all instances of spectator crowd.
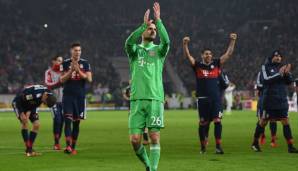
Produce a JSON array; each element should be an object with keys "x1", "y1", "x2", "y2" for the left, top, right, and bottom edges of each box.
[{"x1": 1, "y1": 0, "x2": 297, "y2": 102}]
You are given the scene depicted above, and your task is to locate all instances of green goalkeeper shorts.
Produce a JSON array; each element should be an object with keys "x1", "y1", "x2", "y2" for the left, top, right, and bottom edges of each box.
[{"x1": 129, "y1": 99, "x2": 164, "y2": 135}]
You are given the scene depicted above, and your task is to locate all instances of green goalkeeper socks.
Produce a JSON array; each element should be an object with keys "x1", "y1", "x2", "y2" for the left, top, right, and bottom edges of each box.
[
  {"x1": 150, "y1": 144, "x2": 161, "y2": 171},
  {"x1": 136, "y1": 145, "x2": 151, "y2": 168}
]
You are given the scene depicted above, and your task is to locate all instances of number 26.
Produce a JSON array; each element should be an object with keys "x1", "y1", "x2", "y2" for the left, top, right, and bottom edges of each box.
[{"x1": 151, "y1": 116, "x2": 162, "y2": 126}]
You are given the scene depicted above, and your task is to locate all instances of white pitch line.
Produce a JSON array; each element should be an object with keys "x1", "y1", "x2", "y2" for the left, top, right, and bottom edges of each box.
[{"x1": 0, "y1": 147, "x2": 89, "y2": 155}]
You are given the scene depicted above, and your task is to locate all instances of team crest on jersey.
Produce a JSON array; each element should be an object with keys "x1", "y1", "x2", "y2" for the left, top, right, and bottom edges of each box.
[
  {"x1": 149, "y1": 50, "x2": 156, "y2": 57},
  {"x1": 25, "y1": 95, "x2": 33, "y2": 100},
  {"x1": 80, "y1": 64, "x2": 83, "y2": 68},
  {"x1": 270, "y1": 69, "x2": 274, "y2": 73},
  {"x1": 210, "y1": 65, "x2": 214, "y2": 69}
]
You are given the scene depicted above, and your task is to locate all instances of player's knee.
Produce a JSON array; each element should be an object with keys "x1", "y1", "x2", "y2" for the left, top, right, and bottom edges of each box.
[
  {"x1": 130, "y1": 135, "x2": 142, "y2": 145},
  {"x1": 281, "y1": 118, "x2": 289, "y2": 125},
  {"x1": 21, "y1": 118, "x2": 28, "y2": 124},
  {"x1": 213, "y1": 118, "x2": 221, "y2": 123},
  {"x1": 130, "y1": 136, "x2": 142, "y2": 151},
  {"x1": 149, "y1": 132, "x2": 160, "y2": 144},
  {"x1": 32, "y1": 122, "x2": 40, "y2": 131},
  {"x1": 21, "y1": 118, "x2": 29, "y2": 127},
  {"x1": 199, "y1": 120, "x2": 208, "y2": 126},
  {"x1": 259, "y1": 119, "x2": 268, "y2": 127}
]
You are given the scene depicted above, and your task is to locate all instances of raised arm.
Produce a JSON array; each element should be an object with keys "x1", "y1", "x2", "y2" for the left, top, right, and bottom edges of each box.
[
  {"x1": 182, "y1": 36, "x2": 196, "y2": 66},
  {"x1": 125, "y1": 10, "x2": 151, "y2": 58},
  {"x1": 153, "y1": 2, "x2": 170, "y2": 57},
  {"x1": 220, "y1": 33, "x2": 237, "y2": 65}
]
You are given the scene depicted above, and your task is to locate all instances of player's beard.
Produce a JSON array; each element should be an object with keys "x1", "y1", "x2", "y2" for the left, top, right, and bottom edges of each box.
[
  {"x1": 144, "y1": 37, "x2": 155, "y2": 42},
  {"x1": 203, "y1": 58, "x2": 212, "y2": 64}
]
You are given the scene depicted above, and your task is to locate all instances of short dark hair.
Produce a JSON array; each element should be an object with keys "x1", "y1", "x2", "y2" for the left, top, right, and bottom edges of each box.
[
  {"x1": 51, "y1": 55, "x2": 62, "y2": 61},
  {"x1": 71, "y1": 42, "x2": 81, "y2": 49},
  {"x1": 201, "y1": 48, "x2": 212, "y2": 54},
  {"x1": 46, "y1": 93, "x2": 57, "y2": 108}
]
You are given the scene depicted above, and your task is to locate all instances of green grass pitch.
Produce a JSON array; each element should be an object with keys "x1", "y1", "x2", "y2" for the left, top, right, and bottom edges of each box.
[{"x1": 0, "y1": 110, "x2": 298, "y2": 171}]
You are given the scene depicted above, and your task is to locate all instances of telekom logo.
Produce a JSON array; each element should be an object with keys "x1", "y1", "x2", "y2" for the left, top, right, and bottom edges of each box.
[
  {"x1": 138, "y1": 57, "x2": 154, "y2": 67},
  {"x1": 202, "y1": 70, "x2": 209, "y2": 77}
]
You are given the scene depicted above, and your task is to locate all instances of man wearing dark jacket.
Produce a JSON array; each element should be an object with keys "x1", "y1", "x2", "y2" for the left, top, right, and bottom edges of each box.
[
  {"x1": 255, "y1": 71, "x2": 278, "y2": 147},
  {"x1": 251, "y1": 50, "x2": 298, "y2": 153}
]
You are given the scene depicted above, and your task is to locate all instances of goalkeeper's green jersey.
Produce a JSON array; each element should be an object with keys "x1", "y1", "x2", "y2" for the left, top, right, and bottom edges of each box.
[{"x1": 125, "y1": 19, "x2": 170, "y2": 102}]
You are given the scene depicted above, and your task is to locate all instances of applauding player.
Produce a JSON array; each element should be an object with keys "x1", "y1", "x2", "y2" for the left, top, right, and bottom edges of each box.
[
  {"x1": 125, "y1": 2, "x2": 170, "y2": 171},
  {"x1": 251, "y1": 50, "x2": 298, "y2": 153},
  {"x1": 60, "y1": 42, "x2": 92, "y2": 155}
]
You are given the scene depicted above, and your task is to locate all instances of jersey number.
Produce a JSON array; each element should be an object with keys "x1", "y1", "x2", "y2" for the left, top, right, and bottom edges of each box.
[{"x1": 151, "y1": 116, "x2": 162, "y2": 126}]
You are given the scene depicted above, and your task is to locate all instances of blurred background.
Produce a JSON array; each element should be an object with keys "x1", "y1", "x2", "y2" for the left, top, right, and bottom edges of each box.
[{"x1": 0, "y1": 0, "x2": 298, "y2": 110}]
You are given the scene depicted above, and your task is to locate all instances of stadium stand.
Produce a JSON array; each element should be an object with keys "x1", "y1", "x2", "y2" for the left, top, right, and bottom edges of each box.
[{"x1": 1, "y1": 0, "x2": 298, "y2": 100}]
